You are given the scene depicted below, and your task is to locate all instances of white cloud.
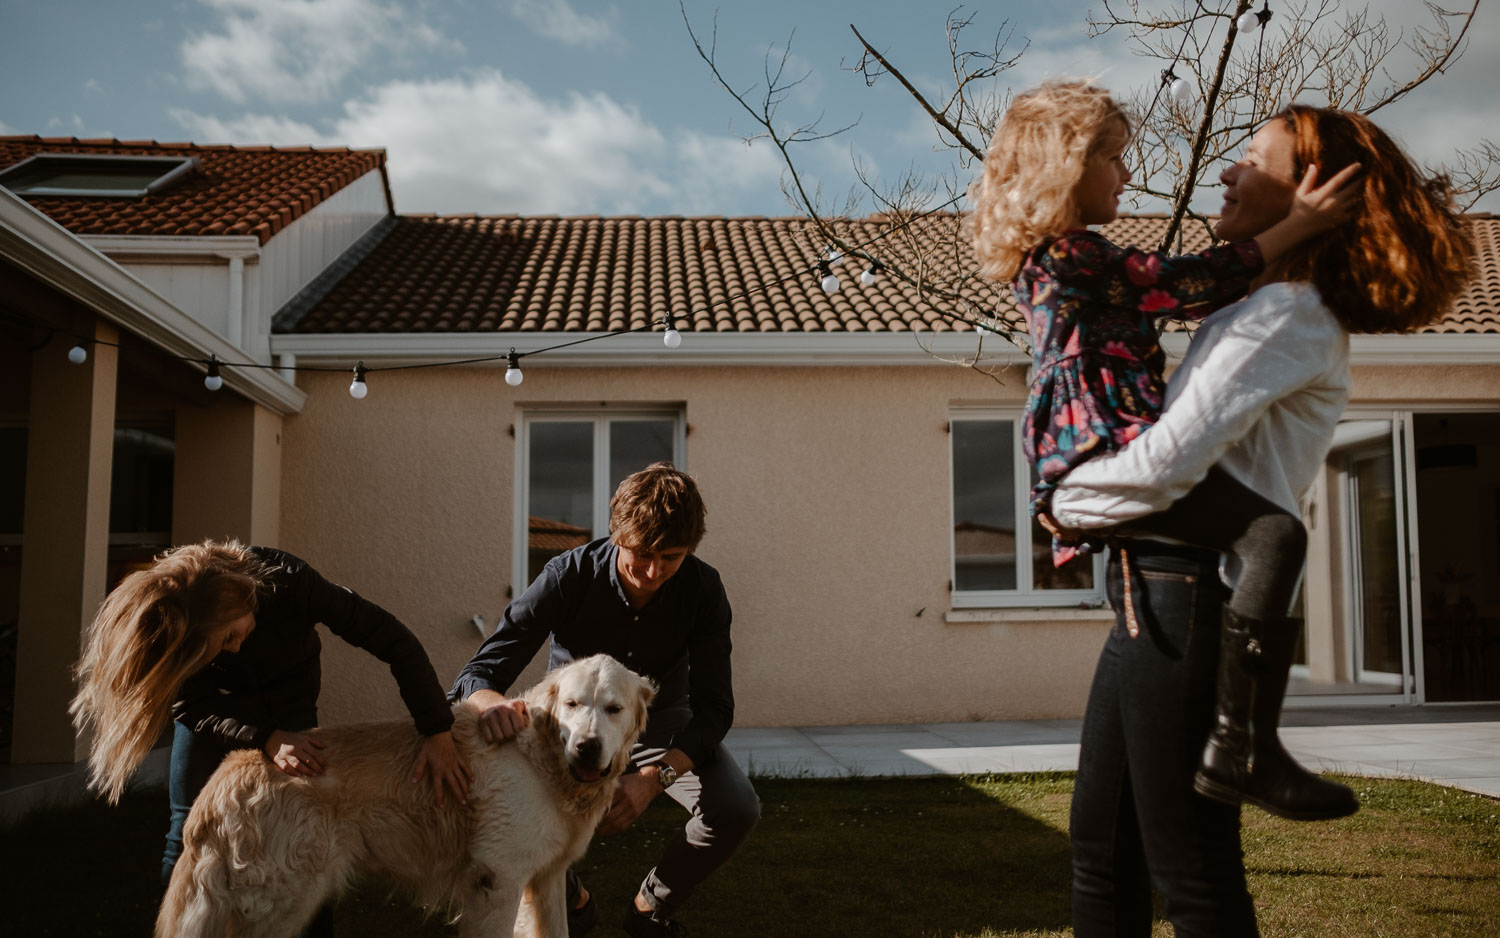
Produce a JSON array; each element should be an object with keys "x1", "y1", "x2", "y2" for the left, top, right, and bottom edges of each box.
[
  {"x1": 170, "y1": 109, "x2": 329, "y2": 146},
  {"x1": 505, "y1": 0, "x2": 619, "y2": 49},
  {"x1": 171, "y1": 69, "x2": 784, "y2": 216},
  {"x1": 181, "y1": 0, "x2": 456, "y2": 104}
]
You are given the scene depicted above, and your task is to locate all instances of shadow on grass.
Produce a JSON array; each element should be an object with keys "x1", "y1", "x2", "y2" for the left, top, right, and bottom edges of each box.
[{"x1": 3, "y1": 775, "x2": 1074, "y2": 938}]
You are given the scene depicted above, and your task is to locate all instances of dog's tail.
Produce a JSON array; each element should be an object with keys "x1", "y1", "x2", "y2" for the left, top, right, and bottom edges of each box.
[{"x1": 155, "y1": 840, "x2": 232, "y2": 938}]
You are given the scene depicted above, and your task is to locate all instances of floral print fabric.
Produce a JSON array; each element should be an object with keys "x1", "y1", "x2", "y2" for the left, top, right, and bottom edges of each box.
[{"x1": 1015, "y1": 229, "x2": 1264, "y2": 565}]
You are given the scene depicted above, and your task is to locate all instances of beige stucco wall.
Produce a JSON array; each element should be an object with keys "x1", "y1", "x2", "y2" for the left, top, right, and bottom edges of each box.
[
  {"x1": 173, "y1": 399, "x2": 284, "y2": 546},
  {"x1": 279, "y1": 363, "x2": 1113, "y2": 729}
]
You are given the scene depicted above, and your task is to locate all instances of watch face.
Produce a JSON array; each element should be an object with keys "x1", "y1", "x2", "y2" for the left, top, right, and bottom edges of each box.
[{"x1": 657, "y1": 764, "x2": 678, "y2": 788}]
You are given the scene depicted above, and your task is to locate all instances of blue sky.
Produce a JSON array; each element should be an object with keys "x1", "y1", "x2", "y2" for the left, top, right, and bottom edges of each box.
[{"x1": 3, "y1": 0, "x2": 1496, "y2": 216}]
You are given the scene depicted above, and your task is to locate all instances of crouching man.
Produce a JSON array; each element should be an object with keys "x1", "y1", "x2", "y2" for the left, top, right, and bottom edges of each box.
[{"x1": 450, "y1": 462, "x2": 759, "y2": 937}]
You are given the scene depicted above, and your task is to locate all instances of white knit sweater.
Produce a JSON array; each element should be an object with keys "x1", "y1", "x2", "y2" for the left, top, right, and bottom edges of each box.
[{"x1": 1050, "y1": 280, "x2": 1350, "y2": 529}]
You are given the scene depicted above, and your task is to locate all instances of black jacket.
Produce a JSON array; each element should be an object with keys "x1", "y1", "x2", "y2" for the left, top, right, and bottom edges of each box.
[{"x1": 173, "y1": 547, "x2": 453, "y2": 749}]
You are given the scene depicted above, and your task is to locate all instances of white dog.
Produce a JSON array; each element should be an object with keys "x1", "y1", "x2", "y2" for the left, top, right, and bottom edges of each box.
[{"x1": 156, "y1": 654, "x2": 655, "y2": 938}]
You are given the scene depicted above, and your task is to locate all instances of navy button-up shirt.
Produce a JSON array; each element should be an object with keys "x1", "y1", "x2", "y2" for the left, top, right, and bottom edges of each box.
[{"x1": 449, "y1": 538, "x2": 734, "y2": 768}]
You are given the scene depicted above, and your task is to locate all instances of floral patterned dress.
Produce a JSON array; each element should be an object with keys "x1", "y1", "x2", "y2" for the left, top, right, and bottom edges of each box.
[{"x1": 1015, "y1": 229, "x2": 1264, "y2": 565}]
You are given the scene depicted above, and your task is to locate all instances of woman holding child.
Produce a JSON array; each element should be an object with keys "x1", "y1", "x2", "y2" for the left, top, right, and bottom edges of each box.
[{"x1": 972, "y1": 82, "x2": 1473, "y2": 936}]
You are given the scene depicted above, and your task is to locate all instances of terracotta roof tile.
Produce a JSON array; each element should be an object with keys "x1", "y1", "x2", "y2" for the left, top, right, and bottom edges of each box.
[
  {"x1": 0, "y1": 136, "x2": 387, "y2": 246},
  {"x1": 278, "y1": 212, "x2": 1499, "y2": 337},
  {"x1": 279, "y1": 212, "x2": 1014, "y2": 335}
]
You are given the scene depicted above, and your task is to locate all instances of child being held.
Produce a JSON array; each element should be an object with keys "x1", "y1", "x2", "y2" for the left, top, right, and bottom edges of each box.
[{"x1": 968, "y1": 79, "x2": 1361, "y2": 820}]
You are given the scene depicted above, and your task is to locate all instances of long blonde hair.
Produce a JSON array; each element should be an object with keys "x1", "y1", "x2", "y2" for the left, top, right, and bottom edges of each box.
[
  {"x1": 968, "y1": 79, "x2": 1131, "y2": 283},
  {"x1": 69, "y1": 540, "x2": 270, "y2": 803}
]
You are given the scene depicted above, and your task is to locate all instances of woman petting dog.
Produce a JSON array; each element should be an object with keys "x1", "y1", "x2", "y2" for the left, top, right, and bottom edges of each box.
[
  {"x1": 975, "y1": 89, "x2": 1471, "y2": 935},
  {"x1": 70, "y1": 540, "x2": 471, "y2": 937}
]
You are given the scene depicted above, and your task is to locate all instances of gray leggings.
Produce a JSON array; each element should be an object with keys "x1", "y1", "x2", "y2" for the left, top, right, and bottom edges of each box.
[{"x1": 1130, "y1": 466, "x2": 1307, "y2": 620}]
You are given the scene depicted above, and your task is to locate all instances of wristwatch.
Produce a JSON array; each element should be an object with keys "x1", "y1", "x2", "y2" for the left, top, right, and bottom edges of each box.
[{"x1": 654, "y1": 763, "x2": 679, "y2": 790}]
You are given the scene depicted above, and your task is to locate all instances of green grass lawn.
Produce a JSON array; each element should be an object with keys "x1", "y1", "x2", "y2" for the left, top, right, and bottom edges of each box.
[{"x1": 5, "y1": 773, "x2": 1497, "y2": 936}]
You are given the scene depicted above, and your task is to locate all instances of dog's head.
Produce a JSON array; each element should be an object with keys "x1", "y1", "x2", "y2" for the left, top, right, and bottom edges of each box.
[{"x1": 531, "y1": 655, "x2": 655, "y2": 784}]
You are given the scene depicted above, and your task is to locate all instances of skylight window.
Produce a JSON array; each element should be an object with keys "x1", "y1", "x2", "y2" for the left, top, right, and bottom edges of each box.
[{"x1": 0, "y1": 154, "x2": 200, "y2": 198}]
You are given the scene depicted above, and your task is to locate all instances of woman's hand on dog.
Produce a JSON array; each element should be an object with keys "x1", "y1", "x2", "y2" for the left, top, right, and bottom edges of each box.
[
  {"x1": 265, "y1": 730, "x2": 326, "y2": 777},
  {"x1": 412, "y1": 730, "x2": 475, "y2": 806}
]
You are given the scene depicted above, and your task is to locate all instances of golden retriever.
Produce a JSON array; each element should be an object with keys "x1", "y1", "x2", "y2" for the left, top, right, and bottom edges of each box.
[{"x1": 156, "y1": 654, "x2": 655, "y2": 938}]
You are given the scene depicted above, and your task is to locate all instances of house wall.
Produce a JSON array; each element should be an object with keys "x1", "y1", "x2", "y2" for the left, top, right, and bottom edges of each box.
[
  {"x1": 279, "y1": 359, "x2": 1500, "y2": 728},
  {"x1": 278, "y1": 363, "x2": 1113, "y2": 729}
]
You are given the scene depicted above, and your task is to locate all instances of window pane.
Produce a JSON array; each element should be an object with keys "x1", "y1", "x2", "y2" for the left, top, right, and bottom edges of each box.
[
  {"x1": 1353, "y1": 450, "x2": 1402, "y2": 675},
  {"x1": 608, "y1": 419, "x2": 676, "y2": 495},
  {"x1": 528, "y1": 422, "x2": 594, "y2": 582},
  {"x1": 1029, "y1": 465, "x2": 1095, "y2": 591},
  {"x1": 952, "y1": 419, "x2": 1017, "y2": 590},
  {"x1": 109, "y1": 426, "x2": 174, "y2": 542}
]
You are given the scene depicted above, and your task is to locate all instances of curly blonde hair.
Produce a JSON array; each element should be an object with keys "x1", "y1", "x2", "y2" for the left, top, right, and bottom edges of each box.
[
  {"x1": 69, "y1": 540, "x2": 272, "y2": 803},
  {"x1": 1273, "y1": 105, "x2": 1475, "y2": 333},
  {"x1": 969, "y1": 79, "x2": 1131, "y2": 283}
]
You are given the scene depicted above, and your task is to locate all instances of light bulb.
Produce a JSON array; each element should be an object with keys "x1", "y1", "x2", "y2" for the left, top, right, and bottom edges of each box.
[
  {"x1": 68, "y1": 345, "x2": 88, "y2": 364},
  {"x1": 664, "y1": 328, "x2": 682, "y2": 349},
  {"x1": 1238, "y1": 9, "x2": 1260, "y2": 32},
  {"x1": 860, "y1": 267, "x2": 877, "y2": 286},
  {"x1": 1170, "y1": 77, "x2": 1193, "y2": 105},
  {"x1": 349, "y1": 363, "x2": 369, "y2": 399},
  {"x1": 826, "y1": 246, "x2": 843, "y2": 263},
  {"x1": 821, "y1": 272, "x2": 840, "y2": 293},
  {"x1": 504, "y1": 350, "x2": 524, "y2": 386},
  {"x1": 204, "y1": 358, "x2": 223, "y2": 391}
]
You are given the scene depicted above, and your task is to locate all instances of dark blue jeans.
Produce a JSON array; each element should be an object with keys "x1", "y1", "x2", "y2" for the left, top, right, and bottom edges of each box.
[
  {"x1": 164, "y1": 717, "x2": 333, "y2": 937},
  {"x1": 1070, "y1": 542, "x2": 1259, "y2": 938}
]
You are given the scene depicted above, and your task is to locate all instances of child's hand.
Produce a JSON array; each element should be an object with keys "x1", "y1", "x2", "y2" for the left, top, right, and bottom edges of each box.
[{"x1": 1286, "y1": 162, "x2": 1363, "y2": 236}]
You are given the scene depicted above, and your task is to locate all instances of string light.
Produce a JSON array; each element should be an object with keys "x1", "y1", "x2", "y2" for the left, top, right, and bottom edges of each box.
[
  {"x1": 1163, "y1": 65, "x2": 1194, "y2": 105},
  {"x1": 860, "y1": 260, "x2": 884, "y2": 286},
  {"x1": 67, "y1": 344, "x2": 87, "y2": 364},
  {"x1": 1239, "y1": 1, "x2": 1272, "y2": 34},
  {"x1": 825, "y1": 246, "x2": 843, "y2": 263},
  {"x1": 349, "y1": 362, "x2": 369, "y2": 399},
  {"x1": 504, "y1": 350, "x2": 524, "y2": 386},
  {"x1": 662, "y1": 313, "x2": 682, "y2": 349},
  {"x1": 203, "y1": 355, "x2": 223, "y2": 391},
  {"x1": 818, "y1": 260, "x2": 840, "y2": 293}
]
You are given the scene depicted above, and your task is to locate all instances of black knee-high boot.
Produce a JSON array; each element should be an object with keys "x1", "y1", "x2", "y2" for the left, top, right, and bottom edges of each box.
[{"x1": 1194, "y1": 608, "x2": 1359, "y2": 821}]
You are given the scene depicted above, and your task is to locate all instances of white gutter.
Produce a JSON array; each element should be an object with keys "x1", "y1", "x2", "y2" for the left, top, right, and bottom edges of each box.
[
  {"x1": 269, "y1": 330, "x2": 1034, "y2": 368},
  {"x1": 0, "y1": 188, "x2": 305, "y2": 415},
  {"x1": 1162, "y1": 332, "x2": 1500, "y2": 366}
]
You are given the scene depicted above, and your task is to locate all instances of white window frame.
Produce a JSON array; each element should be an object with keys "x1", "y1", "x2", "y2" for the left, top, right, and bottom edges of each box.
[
  {"x1": 513, "y1": 405, "x2": 686, "y2": 595},
  {"x1": 0, "y1": 153, "x2": 200, "y2": 198},
  {"x1": 949, "y1": 406, "x2": 1107, "y2": 609}
]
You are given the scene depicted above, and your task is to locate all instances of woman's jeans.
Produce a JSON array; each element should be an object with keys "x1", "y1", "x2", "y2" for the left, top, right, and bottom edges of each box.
[{"x1": 1071, "y1": 541, "x2": 1260, "y2": 938}]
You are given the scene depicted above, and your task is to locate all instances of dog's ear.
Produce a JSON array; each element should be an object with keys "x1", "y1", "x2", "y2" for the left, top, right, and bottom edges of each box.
[
  {"x1": 633, "y1": 675, "x2": 657, "y2": 739},
  {"x1": 528, "y1": 668, "x2": 562, "y2": 736}
]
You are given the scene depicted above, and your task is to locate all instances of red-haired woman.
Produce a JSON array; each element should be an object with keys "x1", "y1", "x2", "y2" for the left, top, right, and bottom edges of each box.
[{"x1": 1050, "y1": 106, "x2": 1474, "y2": 936}]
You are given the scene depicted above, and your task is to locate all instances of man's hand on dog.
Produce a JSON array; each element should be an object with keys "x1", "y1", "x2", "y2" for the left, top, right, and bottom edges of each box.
[
  {"x1": 598, "y1": 771, "x2": 659, "y2": 834},
  {"x1": 474, "y1": 693, "x2": 530, "y2": 744},
  {"x1": 412, "y1": 729, "x2": 475, "y2": 806},
  {"x1": 265, "y1": 730, "x2": 326, "y2": 777}
]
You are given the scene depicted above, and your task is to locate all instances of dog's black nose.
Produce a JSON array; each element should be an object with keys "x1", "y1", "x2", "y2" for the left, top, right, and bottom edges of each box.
[{"x1": 573, "y1": 737, "x2": 602, "y2": 763}]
